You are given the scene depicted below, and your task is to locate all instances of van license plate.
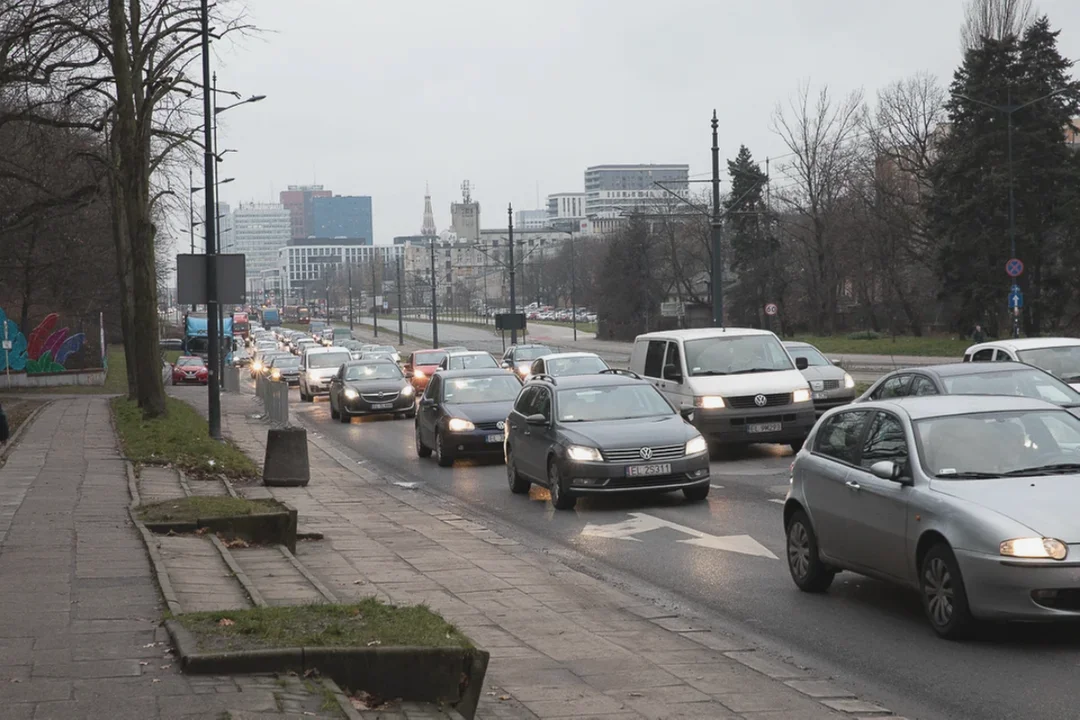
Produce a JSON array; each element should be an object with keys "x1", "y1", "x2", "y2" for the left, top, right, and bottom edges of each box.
[
  {"x1": 748, "y1": 422, "x2": 782, "y2": 434},
  {"x1": 812, "y1": 392, "x2": 827, "y2": 400},
  {"x1": 372, "y1": 402, "x2": 393, "y2": 410},
  {"x1": 627, "y1": 463, "x2": 671, "y2": 477}
]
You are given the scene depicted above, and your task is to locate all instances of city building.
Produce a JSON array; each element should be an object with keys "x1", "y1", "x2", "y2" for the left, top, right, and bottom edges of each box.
[
  {"x1": 312, "y1": 195, "x2": 374, "y2": 243},
  {"x1": 547, "y1": 192, "x2": 586, "y2": 222},
  {"x1": 515, "y1": 209, "x2": 549, "y2": 230},
  {"x1": 277, "y1": 238, "x2": 403, "y2": 302},
  {"x1": 279, "y1": 185, "x2": 332, "y2": 240},
  {"x1": 421, "y1": 185, "x2": 437, "y2": 237},
  {"x1": 584, "y1": 164, "x2": 690, "y2": 217},
  {"x1": 450, "y1": 180, "x2": 480, "y2": 242},
  {"x1": 227, "y1": 202, "x2": 290, "y2": 288}
]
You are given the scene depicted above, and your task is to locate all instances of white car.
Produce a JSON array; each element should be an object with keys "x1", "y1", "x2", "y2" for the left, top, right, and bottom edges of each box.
[
  {"x1": 964, "y1": 337, "x2": 1080, "y2": 390},
  {"x1": 299, "y1": 347, "x2": 352, "y2": 402}
]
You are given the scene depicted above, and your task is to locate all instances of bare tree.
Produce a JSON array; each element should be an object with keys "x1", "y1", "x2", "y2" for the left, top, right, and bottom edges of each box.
[
  {"x1": 961, "y1": 0, "x2": 1033, "y2": 49},
  {"x1": 771, "y1": 82, "x2": 864, "y2": 333}
]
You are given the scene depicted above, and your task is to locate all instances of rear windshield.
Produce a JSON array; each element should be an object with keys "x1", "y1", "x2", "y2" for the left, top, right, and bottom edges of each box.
[{"x1": 308, "y1": 352, "x2": 351, "y2": 368}]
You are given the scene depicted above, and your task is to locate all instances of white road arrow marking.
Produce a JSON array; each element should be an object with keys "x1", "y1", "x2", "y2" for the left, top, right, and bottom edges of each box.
[{"x1": 580, "y1": 512, "x2": 777, "y2": 559}]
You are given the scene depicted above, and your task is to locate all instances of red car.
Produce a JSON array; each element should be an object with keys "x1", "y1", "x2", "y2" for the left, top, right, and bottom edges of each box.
[
  {"x1": 403, "y1": 349, "x2": 448, "y2": 392},
  {"x1": 171, "y1": 356, "x2": 209, "y2": 386}
]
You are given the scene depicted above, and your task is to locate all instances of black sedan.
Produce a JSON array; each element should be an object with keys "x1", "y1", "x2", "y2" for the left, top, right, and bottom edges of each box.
[
  {"x1": 415, "y1": 369, "x2": 524, "y2": 467},
  {"x1": 328, "y1": 359, "x2": 416, "y2": 423},
  {"x1": 855, "y1": 361, "x2": 1080, "y2": 408},
  {"x1": 505, "y1": 371, "x2": 711, "y2": 510},
  {"x1": 268, "y1": 354, "x2": 301, "y2": 386}
]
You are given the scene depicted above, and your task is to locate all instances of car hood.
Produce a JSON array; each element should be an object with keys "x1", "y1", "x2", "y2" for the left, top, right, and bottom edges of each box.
[
  {"x1": 444, "y1": 401, "x2": 515, "y2": 424},
  {"x1": 346, "y1": 380, "x2": 407, "y2": 394},
  {"x1": 932, "y1": 477, "x2": 1080, "y2": 543},
  {"x1": 799, "y1": 365, "x2": 846, "y2": 382},
  {"x1": 275, "y1": 367, "x2": 300, "y2": 375},
  {"x1": 558, "y1": 415, "x2": 696, "y2": 449},
  {"x1": 685, "y1": 368, "x2": 809, "y2": 395},
  {"x1": 308, "y1": 365, "x2": 347, "y2": 378}
]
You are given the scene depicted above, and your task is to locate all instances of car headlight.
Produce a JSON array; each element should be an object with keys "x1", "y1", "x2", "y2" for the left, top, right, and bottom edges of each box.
[
  {"x1": 843, "y1": 373, "x2": 855, "y2": 389},
  {"x1": 252, "y1": 361, "x2": 263, "y2": 372},
  {"x1": 271, "y1": 369, "x2": 281, "y2": 380},
  {"x1": 401, "y1": 385, "x2": 415, "y2": 397},
  {"x1": 567, "y1": 445, "x2": 603, "y2": 462},
  {"x1": 414, "y1": 369, "x2": 426, "y2": 379},
  {"x1": 517, "y1": 363, "x2": 531, "y2": 375},
  {"x1": 793, "y1": 388, "x2": 811, "y2": 403},
  {"x1": 447, "y1": 417, "x2": 474, "y2": 432},
  {"x1": 685, "y1": 435, "x2": 708, "y2": 455},
  {"x1": 695, "y1": 396, "x2": 725, "y2": 409},
  {"x1": 343, "y1": 388, "x2": 358, "y2": 400},
  {"x1": 308, "y1": 371, "x2": 320, "y2": 382},
  {"x1": 1000, "y1": 537, "x2": 1068, "y2": 560}
]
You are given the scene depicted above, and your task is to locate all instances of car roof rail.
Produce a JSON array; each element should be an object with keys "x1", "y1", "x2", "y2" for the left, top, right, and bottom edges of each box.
[
  {"x1": 599, "y1": 368, "x2": 641, "y2": 379},
  {"x1": 528, "y1": 373, "x2": 557, "y2": 385}
]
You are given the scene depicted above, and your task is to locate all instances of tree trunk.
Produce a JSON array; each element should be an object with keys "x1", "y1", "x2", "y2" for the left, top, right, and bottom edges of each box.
[
  {"x1": 108, "y1": 174, "x2": 137, "y2": 400},
  {"x1": 18, "y1": 225, "x2": 38, "y2": 332}
]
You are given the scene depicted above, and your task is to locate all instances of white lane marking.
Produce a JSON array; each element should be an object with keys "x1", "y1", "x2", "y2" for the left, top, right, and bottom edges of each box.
[
  {"x1": 768, "y1": 498, "x2": 785, "y2": 505},
  {"x1": 710, "y1": 484, "x2": 724, "y2": 490},
  {"x1": 580, "y1": 512, "x2": 777, "y2": 559}
]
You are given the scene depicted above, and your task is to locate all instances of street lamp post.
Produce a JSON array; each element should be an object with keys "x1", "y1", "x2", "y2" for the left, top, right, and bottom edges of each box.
[
  {"x1": 199, "y1": 0, "x2": 221, "y2": 439},
  {"x1": 507, "y1": 204, "x2": 517, "y2": 345},
  {"x1": 956, "y1": 87, "x2": 1066, "y2": 338},
  {"x1": 347, "y1": 262, "x2": 354, "y2": 331},
  {"x1": 372, "y1": 256, "x2": 379, "y2": 338},
  {"x1": 429, "y1": 237, "x2": 439, "y2": 348},
  {"x1": 710, "y1": 110, "x2": 724, "y2": 328}
]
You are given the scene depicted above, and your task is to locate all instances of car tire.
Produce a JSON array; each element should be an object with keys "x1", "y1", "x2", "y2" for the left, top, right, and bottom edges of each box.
[
  {"x1": 435, "y1": 431, "x2": 454, "y2": 467},
  {"x1": 405, "y1": 408, "x2": 417, "y2": 419},
  {"x1": 548, "y1": 459, "x2": 576, "y2": 510},
  {"x1": 338, "y1": 405, "x2": 350, "y2": 423},
  {"x1": 415, "y1": 423, "x2": 432, "y2": 458},
  {"x1": 683, "y1": 484, "x2": 710, "y2": 502},
  {"x1": 506, "y1": 447, "x2": 530, "y2": 494},
  {"x1": 920, "y1": 543, "x2": 974, "y2": 640},
  {"x1": 786, "y1": 510, "x2": 835, "y2": 593},
  {"x1": 790, "y1": 438, "x2": 806, "y2": 453},
  {"x1": 330, "y1": 396, "x2": 340, "y2": 419}
]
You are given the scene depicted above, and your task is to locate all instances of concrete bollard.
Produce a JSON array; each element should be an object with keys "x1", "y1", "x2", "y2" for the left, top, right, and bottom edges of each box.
[
  {"x1": 263, "y1": 427, "x2": 310, "y2": 487},
  {"x1": 223, "y1": 366, "x2": 240, "y2": 393}
]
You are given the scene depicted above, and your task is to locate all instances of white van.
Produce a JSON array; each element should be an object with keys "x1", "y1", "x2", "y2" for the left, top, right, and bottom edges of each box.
[
  {"x1": 630, "y1": 328, "x2": 815, "y2": 450},
  {"x1": 298, "y1": 346, "x2": 352, "y2": 402}
]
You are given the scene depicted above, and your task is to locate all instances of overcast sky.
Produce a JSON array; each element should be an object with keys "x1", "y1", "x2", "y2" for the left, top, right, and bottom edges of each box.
[{"x1": 209, "y1": 0, "x2": 1080, "y2": 244}]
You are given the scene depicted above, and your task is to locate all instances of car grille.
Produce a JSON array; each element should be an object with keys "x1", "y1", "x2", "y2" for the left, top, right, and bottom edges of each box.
[
  {"x1": 606, "y1": 474, "x2": 688, "y2": 489},
  {"x1": 725, "y1": 392, "x2": 792, "y2": 409},
  {"x1": 822, "y1": 379, "x2": 840, "y2": 390},
  {"x1": 474, "y1": 421, "x2": 504, "y2": 431},
  {"x1": 361, "y1": 391, "x2": 400, "y2": 402},
  {"x1": 729, "y1": 413, "x2": 797, "y2": 426},
  {"x1": 603, "y1": 443, "x2": 685, "y2": 463}
]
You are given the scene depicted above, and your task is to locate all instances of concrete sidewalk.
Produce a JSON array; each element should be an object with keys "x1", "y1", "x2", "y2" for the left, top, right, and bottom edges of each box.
[
  {"x1": 175, "y1": 385, "x2": 907, "y2": 720},
  {"x1": 0, "y1": 398, "x2": 352, "y2": 719}
]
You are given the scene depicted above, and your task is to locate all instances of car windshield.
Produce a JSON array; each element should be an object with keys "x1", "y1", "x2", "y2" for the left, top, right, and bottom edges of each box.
[
  {"x1": 362, "y1": 352, "x2": 394, "y2": 360},
  {"x1": 415, "y1": 351, "x2": 447, "y2": 366},
  {"x1": 547, "y1": 356, "x2": 607, "y2": 376},
  {"x1": 271, "y1": 357, "x2": 299, "y2": 368},
  {"x1": 442, "y1": 375, "x2": 522, "y2": 403},
  {"x1": 1017, "y1": 345, "x2": 1080, "y2": 383},
  {"x1": 514, "y1": 346, "x2": 551, "y2": 361},
  {"x1": 345, "y1": 363, "x2": 403, "y2": 381},
  {"x1": 942, "y1": 368, "x2": 1080, "y2": 406},
  {"x1": 916, "y1": 409, "x2": 1080, "y2": 478},
  {"x1": 449, "y1": 354, "x2": 498, "y2": 369},
  {"x1": 177, "y1": 357, "x2": 204, "y2": 367},
  {"x1": 685, "y1": 335, "x2": 794, "y2": 376},
  {"x1": 786, "y1": 346, "x2": 830, "y2": 367},
  {"x1": 557, "y1": 384, "x2": 673, "y2": 422},
  {"x1": 308, "y1": 352, "x2": 350, "y2": 368}
]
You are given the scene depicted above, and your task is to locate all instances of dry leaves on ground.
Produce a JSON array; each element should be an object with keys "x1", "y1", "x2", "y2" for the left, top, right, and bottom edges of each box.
[
  {"x1": 223, "y1": 537, "x2": 249, "y2": 548},
  {"x1": 217, "y1": 618, "x2": 235, "y2": 627},
  {"x1": 349, "y1": 691, "x2": 396, "y2": 711}
]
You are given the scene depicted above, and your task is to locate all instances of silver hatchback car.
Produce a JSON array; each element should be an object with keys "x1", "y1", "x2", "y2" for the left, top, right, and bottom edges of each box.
[{"x1": 784, "y1": 394, "x2": 1080, "y2": 639}]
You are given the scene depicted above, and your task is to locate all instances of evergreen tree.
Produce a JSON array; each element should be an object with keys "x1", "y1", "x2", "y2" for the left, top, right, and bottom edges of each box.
[
  {"x1": 930, "y1": 15, "x2": 1080, "y2": 335},
  {"x1": 723, "y1": 146, "x2": 777, "y2": 328}
]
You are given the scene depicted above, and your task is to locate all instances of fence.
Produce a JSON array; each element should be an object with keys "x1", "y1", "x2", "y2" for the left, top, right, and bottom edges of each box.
[{"x1": 254, "y1": 373, "x2": 290, "y2": 426}]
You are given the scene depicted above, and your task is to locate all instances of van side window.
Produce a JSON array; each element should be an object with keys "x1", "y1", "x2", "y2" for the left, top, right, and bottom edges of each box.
[
  {"x1": 971, "y1": 348, "x2": 994, "y2": 362},
  {"x1": 664, "y1": 342, "x2": 681, "y2": 375},
  {"x1": 643, "y1": 341, "x2": 667, "y2": 378}
]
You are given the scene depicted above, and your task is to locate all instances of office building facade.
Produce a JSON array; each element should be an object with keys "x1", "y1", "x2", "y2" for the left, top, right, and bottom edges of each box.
[
  {"x1": 279, "y1": 185, "x2": 333, "y2": 240},
  {"x1": 584, "y1": 164, "x2": 689, "y2": 217},
  {"x1": 227, "y1": 203, "x2": 290, "y2": 286},
  {"x1": 278, "y1": 239, "x2": 402, "y2": 299},
  {"x1": 312, "y1": 196, "x2": 373, "y2": 244}
]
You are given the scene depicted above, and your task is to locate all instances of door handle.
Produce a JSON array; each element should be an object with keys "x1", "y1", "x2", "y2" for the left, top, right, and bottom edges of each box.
[{"x1": 845, "y1": 480, "x2": 861, "y2": 491}]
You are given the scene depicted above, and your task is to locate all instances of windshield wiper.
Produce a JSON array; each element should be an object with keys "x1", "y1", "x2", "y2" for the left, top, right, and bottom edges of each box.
[
  {"x1": 730, "y1": 367, "x2": 780, "y2": 375},
  {"x1": 1002, "y1": 463, "x2": 1080, "y2": 477},
  {"x1": 691, "y1": 370, "x2": 728, "y2": 376},
  {"x1": 935, "y1": 471, "x2": 1004, "y2": 479}
]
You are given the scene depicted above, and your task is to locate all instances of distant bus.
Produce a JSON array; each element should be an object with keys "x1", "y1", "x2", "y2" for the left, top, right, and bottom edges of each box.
[
  {"x1": 232, "y1": 312, "x2": 249, "y2": 340},
  {"x1": 261, "y1": 308, "x2": 280, "y2": 327},
  {"x1": 283, "y1": 305, "x2": 299, "y2": 322},
  {"x1": 298, "y1": 306, "x2": 311, "y2": 323}
]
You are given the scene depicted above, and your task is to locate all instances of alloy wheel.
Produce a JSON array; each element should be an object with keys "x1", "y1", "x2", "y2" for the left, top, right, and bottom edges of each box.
[
  {"x1": 787, "y1": 521, "x2": 811, "y2": 581},
  {"x1": 923, "y1": 557, "x2": 954, "y2": 628}
]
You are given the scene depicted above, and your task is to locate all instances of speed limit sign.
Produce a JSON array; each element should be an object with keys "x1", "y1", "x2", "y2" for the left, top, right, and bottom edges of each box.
[{"x1": 765, "y1": 303, "x2": 778, "y2": 316}]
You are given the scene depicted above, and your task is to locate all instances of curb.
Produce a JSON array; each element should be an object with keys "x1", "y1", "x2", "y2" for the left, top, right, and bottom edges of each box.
[
  {"x1": 277, "y1": 543, "x2": 339, "y2": 603},
  {"x1": 0, "y1": 399, "x2": 51, "y2": 466},
  {"x1": 209, "y1": 533, "x2": 268, "y2": 608},
  {"x1": 124, "y1": 457, "x2": 183, "y2": 617}
]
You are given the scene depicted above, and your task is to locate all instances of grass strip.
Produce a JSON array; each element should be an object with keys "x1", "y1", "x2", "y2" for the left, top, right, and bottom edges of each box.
[{"x1": 136, "y1": 495, "x2": 281, "y2": 523}]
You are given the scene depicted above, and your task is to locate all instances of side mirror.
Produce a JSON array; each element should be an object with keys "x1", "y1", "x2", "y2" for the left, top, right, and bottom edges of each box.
[
  {"x1": 663, "y1": 364, "x2": 683, "y2": 383},
  {"x1": 502, "y1": 361, "x2": 512, "y2": 369},
  {"x1": 869, "y1": 460, "x2": 909, "y2": 484},
  {"x1": 680, "y1": 407, "x2": 695, "y2": 423},
  {"x1": 525, "y1": 413, "x2": 548, "y2": 426},
  {"x1": 795, "y1": 356, "x2": 809, "y2": 370},
  {"x1": 831, "y1": 358, "x2": 841, "y2": 366},
  {"x1": 421, "y1": 397, "x2": 436, "y2": 407}
]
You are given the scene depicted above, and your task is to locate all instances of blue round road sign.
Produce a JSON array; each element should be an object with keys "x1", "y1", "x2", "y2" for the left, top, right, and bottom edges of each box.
[{"x1": 1006, "y1": 258, "x2": 1024, "y2": 277}]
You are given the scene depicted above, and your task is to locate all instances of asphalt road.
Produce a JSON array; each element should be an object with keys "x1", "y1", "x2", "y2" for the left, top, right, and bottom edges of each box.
[{"x1": 274, "y1": 379, "x2": 1080, "y2": 720}]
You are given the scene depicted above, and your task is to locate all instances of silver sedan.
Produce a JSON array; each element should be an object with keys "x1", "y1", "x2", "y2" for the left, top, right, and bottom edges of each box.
[{"x1": 783, "y1": 394, "x2": 1080, "y2": 639}]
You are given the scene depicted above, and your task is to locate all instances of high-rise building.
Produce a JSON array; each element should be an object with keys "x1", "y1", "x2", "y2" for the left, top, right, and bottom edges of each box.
[
  {"x1": 450, "y1": 180, "x2": 480, "y2": 242},
  {"x1": 312, "y1": 195, "x2": 373, "y2": 244},
  {"x1": 584, "y1": 164, "x2": 689, "y2": 217},
  {"x1": 231, "y1": 203, "x2": 291, "y2": 284},
  {"x1": 279, "y1": 185, "x2": 332, "y2": 239},
  {"x1": 546, "y1": 192, "x2": 586, "y2": 221}
]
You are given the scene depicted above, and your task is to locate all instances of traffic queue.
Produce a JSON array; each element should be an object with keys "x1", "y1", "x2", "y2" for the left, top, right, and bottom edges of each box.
[{"x1": 235, "y1": 317, "x2": 1080, "y2": 639}]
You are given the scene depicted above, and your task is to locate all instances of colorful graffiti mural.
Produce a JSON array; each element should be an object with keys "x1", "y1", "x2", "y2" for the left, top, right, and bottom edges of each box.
[{"x1": 0, "y1": 309, "x2": 86, "y2": 374}]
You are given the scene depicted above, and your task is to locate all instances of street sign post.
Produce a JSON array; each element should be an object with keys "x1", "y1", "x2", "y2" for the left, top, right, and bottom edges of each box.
[
  {"x1": 764, "y1": 303, "x2": 778, "y2": 316},
  {"x1": 1006, "y1": 258, "x2": 1024, "y2": 277},
  {"x1": 1008, "y1": 289, "x2": 1024, "y2": 309}
]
